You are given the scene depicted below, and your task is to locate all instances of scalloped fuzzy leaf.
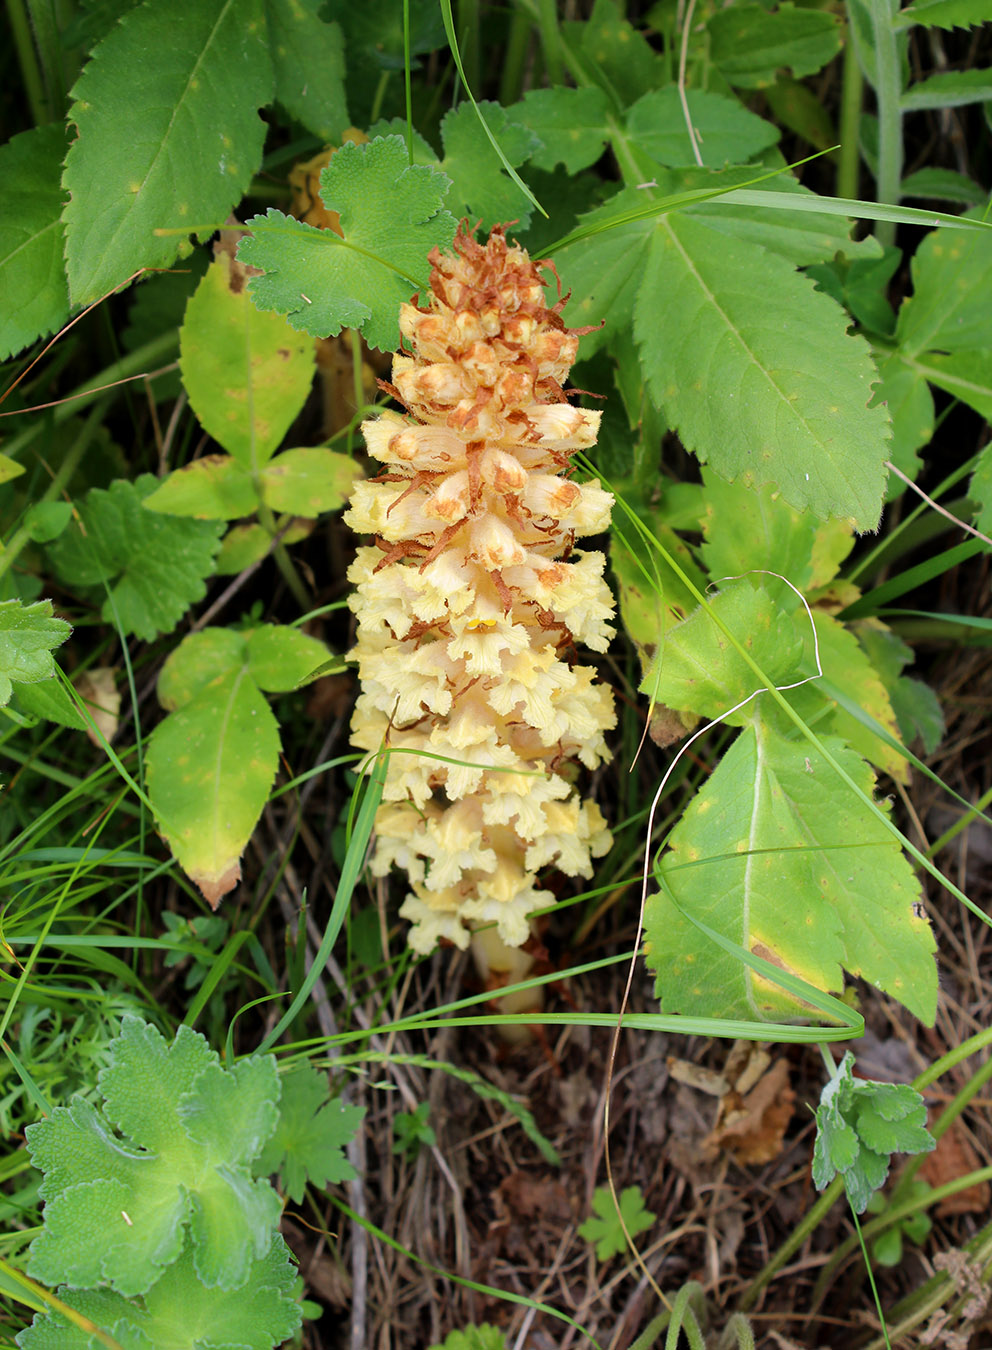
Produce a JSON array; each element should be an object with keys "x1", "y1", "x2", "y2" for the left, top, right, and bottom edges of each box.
[
  {"x1": 438, "y1": 102, "x2": 540, "y2": 230},
  {"x1": 62, "y1": 0, "x2": 272, "y2": 305},
  {"x1": 259, "y1": 446, "x2": 359, "y2": 514},
  {"x1": 10, "y1": 677, "x2": 89, "y2": 732},
  {"x1": 264, "y1": 0, "x2": 346, "y2": 140},
  {"x1": 0, "y1": 600, "x2": 71, "y2": 705},
  {"x1": 144, "y1": 456, "x2": 258, "y2": 520},
  {"x1": 17, "y1": 1237, "x2": 302, "y2": 1350},
  {"x1": 895, "y1": 0, "x2": 990, "y2": 26},
  {"x1": 238, "y1": 136, "x2": 456, "y2": 351},
  {"x1": 26, "y1": 1017, "x2": 282, "y2": 1297},
  {"x1": 708, "y1": 3, "x2": 842, "y2": 88},
  {"x1": 631, "y1": 211, "x2": 890, "y2": 528},
  {"x1": 158, "y1": 629, "x2": 248, "y2": 710},
  {"x1": 50, "y1": 476, "x2": 223, "y2": 641},
  {"x1": 255, "y1": 1062, "x2": 364, "y2": 1202},
  {"x1": 0, "y1": 123, "x2": 69, "y2": 360},
  {"x1": 509, "y1": 86, "x2": 611, "y2": 174},
  {"x1": 626, "y1": 88, "x2": 780, "y2": 167},
  {"x1": 897, "y1": 213, "x2": 992, "y2": 357},
  {"x1": 180, "y1": 253, "x2": 316, "y2": 469},
  {"x1": 246, "y1": 624, "x2": 334, "y2": 691},
  {"x1": 146, "y1": 667, "x2": 280, "y2": 906},
  {"x1": 645, "y1": 721, "x2": 938, "y2": 1024}
]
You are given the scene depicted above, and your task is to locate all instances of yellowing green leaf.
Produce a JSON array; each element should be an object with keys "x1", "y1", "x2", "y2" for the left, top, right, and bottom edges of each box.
[
  {"x1": 246, "y1": 624, "x2": 334, "y2": 691},
  {"x1": 147, "y1": 666, "x2": 280, "y2": 906},
  {"x1": 646, "y1": 722, "x2": 938, "y2": 1025},
  {"x1": 144, "y1": 455, "x2": 259, "y2": 520},
  {"x1": 259, "y1": 447, "x2": 360, "y2": 515},
  {"x1": 180, "y1": 254, "x2": 315, "y2": 470}
]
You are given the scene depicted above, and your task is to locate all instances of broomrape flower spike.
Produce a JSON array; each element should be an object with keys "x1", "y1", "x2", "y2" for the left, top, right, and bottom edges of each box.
[{"x1": 346, "y1": 224, "x2": 616, "y2": 971}]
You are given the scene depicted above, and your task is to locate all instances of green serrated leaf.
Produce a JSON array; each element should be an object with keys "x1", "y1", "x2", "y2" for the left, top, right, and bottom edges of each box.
[
  {"x1": 897, "y1": 216, "x2": 992, "y2": 357},
  {"x1": 646, "y1": 723, "x2": 938, "y2": 1023},
  {"x1": 708, "y1": 2, "x2": 842, "y2": 88},
  {"x1": 147, "y1": 667, "x2": 280, "y2": 903},
  {"x1": 10, "y1": 677, "x2": 89, "y2": 732},
  {"x1": 0, "y1": 600, "x2": 71, "y2": 705},
  {"x1": 509, "y1": 86, "x2": 611, "y2": 174},
  {"x1": 626, "y1": 88, "x2": 780, "y2": 167},
  {"x1": 144, "y1": 455, "x2": 259, "y2": 520},
  {"x1": 255, "y1": 1062, "x2": 364, "y2": 1202},
  {"x1": 901, "y1": 67, "x2": 992, "y2": 111},
  {"x1": 238, "y1": 136, "x2": 456, "y2": 352},
  {"x1": 630, "y1": 210, "x2": 890, "y2": 528},
  {"x1": 895, "y1": 0, "x2": 990, "y2": 28},
  {"x1": 26, "y1": 1017, "x2": 282, "y2": 1297},
  {"x1": 264, "y1": 0, "x2": 347, "y2": 139},
  {"x1": 259, "y1": 446, "x2": 360, "y2": 515},
  {"x1": 62, "y1": 0, "x2": 273, "y2": 305},
  {"x1": 869, "y1": 351, "x2": 933, "y2": 493},
  {"x1": 0, "y1": 123, "x2": 70, "y2": 360},
  {"x1": 180, "y1": 253, "x2": 316, "y2": 469},
  {"x1": 439, "y1": 101, "x2": 540, "y2": 230},
  {"x1": 50, "y1": 476, "x2": 223, "y2": 641},
  {"x1": 246, "y1": 624, "x2": 333, "y2": 691}
]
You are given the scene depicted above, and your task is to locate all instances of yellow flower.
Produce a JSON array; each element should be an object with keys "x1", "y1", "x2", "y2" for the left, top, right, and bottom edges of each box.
[{"x1": 347, "y1": 225, "x2": 616, "y2": 962}]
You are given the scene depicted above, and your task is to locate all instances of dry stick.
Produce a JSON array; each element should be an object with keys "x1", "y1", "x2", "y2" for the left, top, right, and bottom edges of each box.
[
  {"x1": 885, "y1": 459, "x2": 992, "y2": 549},
  {"x1": 602, "y1": 574, "x2": 823, "y2": 1313}
]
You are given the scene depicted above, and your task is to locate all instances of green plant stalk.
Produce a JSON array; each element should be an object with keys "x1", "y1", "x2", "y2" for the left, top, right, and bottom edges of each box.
[
  {"x1": 853, "y1": 1209, "x2": 893, "y2": 1350},
  {"x1": 456, "y1": 0, "x2": 480, "y2": 93},
  {"x1": 837, "y1": 25, "x2": 863, "y2": 201},
  {"x1": 6, "y1": 0, "x2": 49, "y2": 126},
  {"x1": 256, "y1": 501, "x2": 310, "y2": 610},
  {"x1": 868, "y1": 0, "x2": 903, "y2": 246},
  {"x1": 535, "y1": 0, "x2": 564, "y2": 84},
  {"x1": 0, "y1": 397, "x2": 110, "y2": 581},
  {"x1": 499, "y1": 1, "x2": 533, "y2": 105}
]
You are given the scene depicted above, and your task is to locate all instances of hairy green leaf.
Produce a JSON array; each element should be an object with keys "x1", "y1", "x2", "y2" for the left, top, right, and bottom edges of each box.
[
  {"x1": 813, "y1": 1052, "x2": 934, "y2": 1213},
  {"x1": 62, "y1": 0, "x2": 272, "y2": 304},
  {"x1": 901, "y1": 68, "x2": 992, "y2": 111},
  {"x1": 645, "y1": 722, "x2": 938, "y2": 1024},
  {"x1": 0, "y1": 124, "x2": 69, "y2": 359},
  {"x1": 50, "y1": 477, "x2": 223, "y2": 641},
  {"x1": 18, "y1": 1236, "x2": 300, "y2": 1349},
  {"x1": 25, "y1": 1017, "x2": 282, "y2": 1296},
  {"x1": 0, "y1": 600, "x2": 71, "y2": 705},
  {"x1": 238, "y1": 136, "x2": 456, "y2": 351},
  {"x1": 180, "y1": 252, "x2": 316, "y2": 469}
]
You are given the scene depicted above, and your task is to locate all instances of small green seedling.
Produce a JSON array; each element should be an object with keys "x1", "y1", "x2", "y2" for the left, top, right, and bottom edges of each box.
[
  {"x1": 578, "y1": 1184, "x2": 656, "y2": 1261},
  {"x1": 392, "y1": 1101, "x2": 436, "y2": 1158},
  {"x1": 428, "y1": 1325, "x2": 507, "y2": 1350},
  {"x1": 867, "y1": 1180, "x2": 934, "y2": 1266},
  {"x1": 812, "y1": 1052, "x2": 936, "y2": 1214}
]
